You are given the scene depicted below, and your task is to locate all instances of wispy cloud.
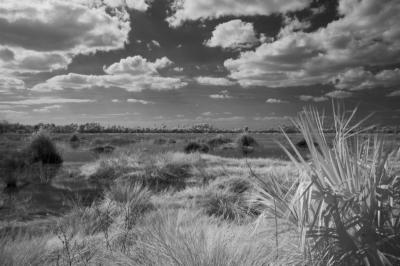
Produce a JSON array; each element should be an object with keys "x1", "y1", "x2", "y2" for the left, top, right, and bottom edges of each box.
[
  {"x1": 266, "y1": 98, "x2": 288, "y2": 103},
  {"x1": 299, "y1": 95, "x2": 328, "y2": 102},
  {"x1": 387, "y1": 90, "x2": 400, "y2": 97},
  {"x1": 0, "y1": 97, "x2": 95, "y2": 105},
  {"x1": 325, "y1": 90, "x2": 353, "y2": 99},
  {"x1": 127, "y1": 98, "x2": 154, "y2": 104},
  {"x1": 196, "y1": 77, "x2": 236, "y2": 86},
  {"x1": 33, "y1": 105, "x2": 62, "y2": 113},
  {"x1": 253, "y1": 116, "x2": 291, "y2": 121}
]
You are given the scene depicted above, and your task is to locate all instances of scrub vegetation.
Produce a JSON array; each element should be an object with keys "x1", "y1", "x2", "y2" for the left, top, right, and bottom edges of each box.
[{"x1": 1, "y1": 108, "x2": 399, "y2": 265}]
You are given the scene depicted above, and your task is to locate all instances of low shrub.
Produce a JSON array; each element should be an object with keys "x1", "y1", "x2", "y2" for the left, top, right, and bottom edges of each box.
[
  {"x1": 184, "y1": 142, "x2": 209, "y2": 153},
  {"x1": 296, "y1": 138, "x2": 319, "y2": 150},
  {"x1": 0, "y1": 150, "x2": 29, "y2": 188},
  {"x1": 235, "y1": 133, "x2": 258, "y2": 155},
  {"x1": 91, "y1": 145, "x2": 115, "y2": 154},
  {"x1": 207, "y1": 134, "x2": 232, "y2": 148},
  {"x1": 27, "y1": 131, "x2": 62, "y2": 164},
  {"x1": 153, "y1": 138, "x2": 167, "y2": 145},
  {"x1": 235, "y1": 133, "x2": 257, "y2": 147},
  {"x1": 69, "y1": 134, "x2": 79, "y2": 142},
  {"x1": 168, "y1": 138, "x2": 177, "y2": 144}
]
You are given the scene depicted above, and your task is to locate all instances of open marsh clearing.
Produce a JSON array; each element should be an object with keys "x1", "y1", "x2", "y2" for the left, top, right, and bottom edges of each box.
[{"x1": 1, "y1": 128, "x2": 400, "y2": 265}]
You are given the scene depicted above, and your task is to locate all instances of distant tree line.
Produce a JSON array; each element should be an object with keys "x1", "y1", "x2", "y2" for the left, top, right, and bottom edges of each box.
[{"x1": 0, "y1": 120, "x2": 399, "y2": 134}]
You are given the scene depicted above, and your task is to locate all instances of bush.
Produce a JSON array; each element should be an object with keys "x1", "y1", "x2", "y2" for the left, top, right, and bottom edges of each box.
[
  {"x1": 296, "y1": 138, "x2": 319, "y2": 149},
  {"x1": 184, "y1": 142, "x2": 209, "y2": 153},
  {"x1": 69, "y1": 134, "x2": 79, "y2": 142},
  {"x1": 168, "y1": 138, "x2": 177, "y2": 144},
  {"x1": 91, "y1": 145, "x2": 115, "y2": 154},
  {"x1": 27, "y1": 131, "x2": 62, "y2": 164},
  {"x1": 236, "y1": 133, "x2": 258, "y2": 155},
  {"x1": 153, "y1": 138, "x2": 167, "y2": 145},
  {"x1": 235, "y1": 133, "x2": 257, "y2": 147},
  {"x1": 207, "y1": 134, "x2": 232, "y2": 148},
  {"x1": 0, "y1": 150, "x2": 29, "y2": 188}
]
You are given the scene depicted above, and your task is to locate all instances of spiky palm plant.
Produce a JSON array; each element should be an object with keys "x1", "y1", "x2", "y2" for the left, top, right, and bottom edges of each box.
[{"x1": 253, "y1": 107, "x2": 400, "y2": 265}]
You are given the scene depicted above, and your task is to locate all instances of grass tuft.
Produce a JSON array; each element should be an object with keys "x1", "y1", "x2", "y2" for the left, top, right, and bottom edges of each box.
[
  {"x1": 207, "y1": 134, "x2": 232, "y2": 148},
  {"x1": 184, "y1": 142, "x2": 209, "y2": 154}
]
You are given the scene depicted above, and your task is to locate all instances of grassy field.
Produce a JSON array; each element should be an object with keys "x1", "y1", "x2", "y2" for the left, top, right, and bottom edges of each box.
[{"x1": 1, "y1": 112, "x2": 400, "y2": 265}]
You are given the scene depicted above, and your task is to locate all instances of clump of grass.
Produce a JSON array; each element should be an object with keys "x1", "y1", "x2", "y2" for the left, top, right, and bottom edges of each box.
[
  {"x1": 106, "y1": 182, "x2": 154, "y2": 228},
  {"x1": 0, "y1": 233, "x2": 50, "y2": 266},
  {"x1": 253, "y1": 107, "x2": 400, "y2": 265},
  {"x1": 144, "y1": 161, "x2": 192, "y2": 191},
  {"x1": 124, "y1": 209, "x2": 274, "y2": 265},
  {"x1": 201, "y1": 190, "x2": 247, "y2": 220},
  {"x1": 210, "y1": 177, "x2": 253, "y2": 194},
  {"x1": 91, "y1": 137, "x2": 104, "y2": 146},
  {"x1": 199, "y1": 177, "x2": 256, "y2": 221},
  {"x1": 85, "y1": 151, "x2": 139, "y2": 183},
  {"x1": 91, "y1": 145, "x2": 116, "y2": 154},
  {"x1": 27, "y1": 130, "x2": 62, "y2": 165},
  {"x1": 207, "y1": 134, "x2": 232, "y2": 148},
  {"x1": 184, "y1": 142, "x2": 209, "y2": 154}
]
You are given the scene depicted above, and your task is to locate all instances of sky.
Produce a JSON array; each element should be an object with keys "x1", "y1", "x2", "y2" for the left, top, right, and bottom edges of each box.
[{"x1": 0, "y1": 0, "x2": 399, "y2": 129}]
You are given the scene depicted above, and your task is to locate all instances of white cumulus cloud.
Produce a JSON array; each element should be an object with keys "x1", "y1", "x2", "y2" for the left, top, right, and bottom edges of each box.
[
  {"x1": 206, "y1": 19, "x2": 259, "y2": 50},
  {"x1": 0, "y1": 0, "x2": 131, "y2": 73},
  {"x1": 166, "y1": 0, "x2": 312, "y2": 27},
  {"x1": 224, "y1": 0, "x2": 400, "y2": 91},
  {"x1": 332, "y1": 68, "x2": 400, "y2": 91},
  {"x1": 31, "y1": 56, "x2": 186, "y2": 92}
]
